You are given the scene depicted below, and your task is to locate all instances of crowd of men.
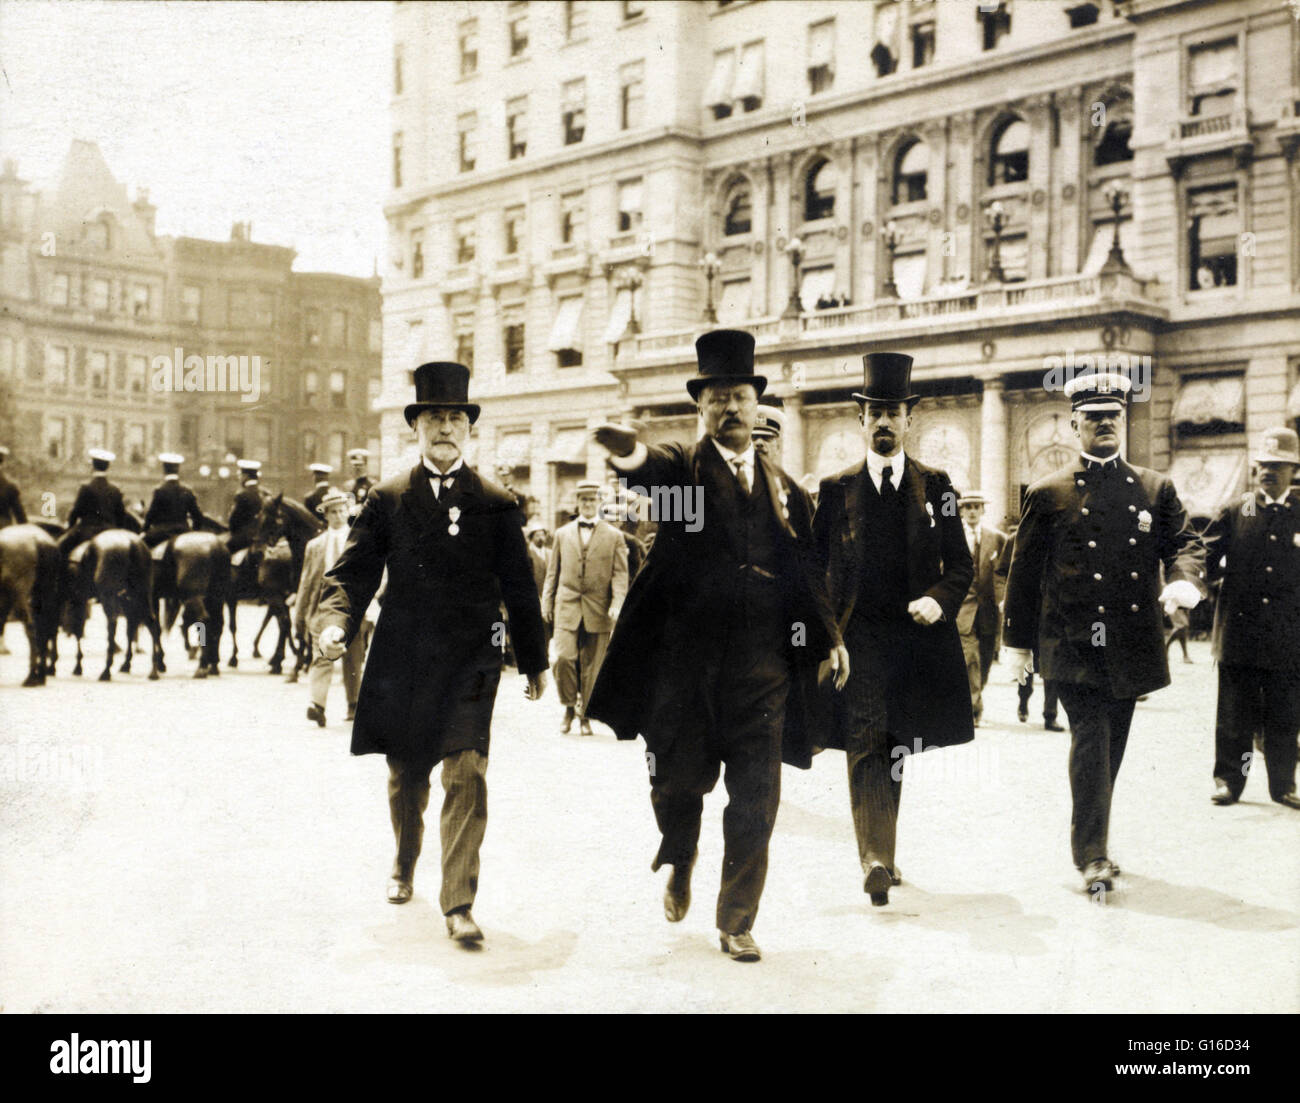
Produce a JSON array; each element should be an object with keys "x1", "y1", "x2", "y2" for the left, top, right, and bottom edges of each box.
[{"x1": 2, "y1": 330, "x2": 1297, "y2": 962}]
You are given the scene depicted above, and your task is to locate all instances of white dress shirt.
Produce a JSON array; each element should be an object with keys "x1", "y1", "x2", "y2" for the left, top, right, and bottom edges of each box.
[
  {"x1": 422, "y1": 456, "x2": 464, "y2": 499},
  {"x1": 710, "y1": 437, "x2": 756, "y2": 491},
  {"x1": 324, "y1": 525, "x2": 348, "y2": 570},
  {"x1": 865, "y1": 448, "x2": 905, "y2": 493}
]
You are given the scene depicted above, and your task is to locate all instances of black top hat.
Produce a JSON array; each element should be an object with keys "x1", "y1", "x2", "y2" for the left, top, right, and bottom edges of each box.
[
  {"x1": 686, "y1": 329, "x2": 767, "y2": 401},
  {"x1": 404, "y1": 362, "x2": 481, "y2": 426},
  {"x1": 852, "y1": 353, "x2": 919, "y2": 407}
]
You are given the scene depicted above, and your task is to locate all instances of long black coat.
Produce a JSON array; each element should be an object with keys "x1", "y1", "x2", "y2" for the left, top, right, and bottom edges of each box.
[
  {"x1": 227, "y1": 485, "x2": 266, "y2": 550},
  {"x1": 585, "y1": 440, "x2": 838, "y2": 769},
  {"x1": 812, "y1": 457, "x2": 975, "y2": 752},
  {"x1": 1003, "y1": 457, "x2": 1205, "y2": 698},
  {"x1": 1204, "y1": 490, "x2": 1300, "y2": 674},
  {"x1": 144, "y1": 480, "x2": 203, "y2": 533},
  {"x1": 0, "y1": 472, "x2": 25, "y2": 527},
  {"x1": 66, "y1": 476, "x2": 134, "y2": 534},
  {"x1": 317, "y1": 463, "x2": 547, "y2": 762}
]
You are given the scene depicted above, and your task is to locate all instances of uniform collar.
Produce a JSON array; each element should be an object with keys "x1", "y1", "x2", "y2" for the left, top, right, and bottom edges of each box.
[
  {"x1": 1080, "y1": 451, "x2": 1120, "y2": 470},
  {"x1": 1259, "y1": 487, "x2": 1291, "y2": 507},
  {"x1": 164, "y1": 474, "x2": 179, "y2": 481}
]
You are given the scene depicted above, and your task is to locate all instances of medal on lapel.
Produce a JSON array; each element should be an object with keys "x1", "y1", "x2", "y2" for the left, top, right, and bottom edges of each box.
[
  {"x1": 777, "y1": 480, "x2": 790, "y2": 522},
  {"x1": 447, "y1": 505, "x2": 461, "y2": 536},
  {"x1": 925, "y1": 500, "x2": 936, "y2": 528},
  {"x1": 1137, "y1": 508, "x2": 1152, "y2": 534}
]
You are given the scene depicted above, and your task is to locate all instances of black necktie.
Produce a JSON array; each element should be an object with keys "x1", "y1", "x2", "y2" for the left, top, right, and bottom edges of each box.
[
  {"x1": 879, "y1": 464, "x2": 896, "y2": 503},
  {"x1": 430, "y1": 474, "x2": 454, "y2": 495}
]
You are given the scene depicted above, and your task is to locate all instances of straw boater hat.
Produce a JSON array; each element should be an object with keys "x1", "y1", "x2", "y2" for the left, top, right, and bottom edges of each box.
[
  {"x1": 957, "y1": 489, "x2": 987, "y2": 506},
  {"x1": 1253, "y1": 427, "x2": 1299, "y2": 465},
  {"x1": 575, "y1": 481, "x2": 602, "y2": 497},
  {"x1": 404, "y1": 362, "x2": 480, "y2": 425},
  {"x1": 315, "y1": 487, "x2": 352, "y2": 514},
  {"x1": 1063, "y1": 372, "x2": 1133, "y2": 412},
  {"x1": 686, "y1": 329, "x2": 767, "y2": 401},
  {"x1": 853, "y1": 353, "x2": 920, "y2": 408}
]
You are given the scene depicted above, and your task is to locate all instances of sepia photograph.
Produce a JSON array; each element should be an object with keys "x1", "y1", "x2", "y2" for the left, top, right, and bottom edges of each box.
[{"x1": 1, "y1": 0, "x2": 1297, "y2": 1070}]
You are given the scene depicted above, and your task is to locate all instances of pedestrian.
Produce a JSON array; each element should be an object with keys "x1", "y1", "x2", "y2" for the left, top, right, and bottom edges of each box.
[
  {"x1": 542, "y1": 482, "x2": 628, "y2": 736},
  {"x1": 811, "y1": 352, "x2": 974, "y2": 907},
  {"x1": 295, "y1": 488, "x2": 367, "y2": 727},
  {"x1": 316, "y1": 361, "x2": 548, "y2": 944},
  {"x1": 142, "y1": 453, "x2": 204, "y2": 548},
  {"x1": 525, "y1": 521, "x2": 549, "y2": 596},
  {"x1": 0, "y1": 445, "x2": 25, "y2": 529},
  {"x1": 1204, "y1": 428, "x2": 1300, "y2": 810},
  {"x1": 57, "y1": 449, "x2": 136, "y2": 556},
  {"x1": 1002, "y1": 373, "x2": 1207, "y2": 894},
  {"x1": 587, "y1": 329, "x2": 840, "y2": 963},
  {"x1": 303, "y1": 463, "x2": 333, "y2": 515},
  {"x1": 954, "y1": 490, "x2": 1007, "y2": 727},
  {"x1": 1017, "y1": 672, "x2": 1064, "y2": 731}
]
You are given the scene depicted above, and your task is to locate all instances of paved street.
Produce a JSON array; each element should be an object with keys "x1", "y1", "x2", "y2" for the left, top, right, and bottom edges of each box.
[{"x1": 1, "y1": 610, "x2": 1297, "y2": 1014}]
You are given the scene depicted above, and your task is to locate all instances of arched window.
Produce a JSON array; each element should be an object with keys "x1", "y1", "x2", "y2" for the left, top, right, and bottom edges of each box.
[
  {"x1": 804, "y1": 157, "x2": 836, "y2": 222},
  {"x1": 723, "y1": 179, "x2": 752, "y2": 236},
  {"x1": 83, "y1": 215, "x2": 111, "y2": 251},
  {"x1": 1094, "y1": 117, "x2": 1133, "y2": 166},
  {"x1": 892, "y1": 140, "x2": 928, "y2": 204},
  {"x1": 988, "y1": 117, "x2": 1028, "y2": 186}
]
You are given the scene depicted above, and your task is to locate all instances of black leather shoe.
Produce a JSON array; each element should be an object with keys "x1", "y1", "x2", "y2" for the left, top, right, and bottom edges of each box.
[
  {"x1": 1044, "y1": 718, "x2": 1064, "y2": 732},
  {"x1": 1082, "y1": 859, "x2": 1113, "y2": 893},
  {"x1": 864, "y1": 861, "x2": 891, "y2": 906},
  {"x1": 446, "y1": 908, "x2": 484, "y2": 942},
  {"x1": 719, "y1": 930, "x2": 761, "y2": 962},
  {"x1": 579, "y1": 718, "x2": 593, "y2": 736},
  {"x1": 387, "y1": 878, "x2": 413, "y2": 904},
  {"x1": 1211, "y1": 782, "x2": 1238, "y2": 806},
  {"x1": 560, "y1": 706, "x2": 575, "y2": 734},
  {"x1": 1017, "y1": 704, "x2": 1028, "y2": 723},
  {"x1": 306, "y1": 704, "x2": 326, "y2": 727},
  {"x1": 1273, "y1": 792, "x2": 1300, "y2": 810},
  {"x1": 664, "y1": 853, "x2": 695, "y2": 922}
]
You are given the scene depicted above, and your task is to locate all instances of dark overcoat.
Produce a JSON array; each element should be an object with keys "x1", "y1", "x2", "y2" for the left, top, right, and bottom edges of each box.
[
  {"x1": 317, "y1": 463, "x2": 547, "y2": 762},
  {"x1": 144, "y1": 480, "x2": 203, "y2": 535},
  {"x1": 1203, "y1": 490, "x2": 1300, "y2": 675},
  {"x1": 812, "y1": 457, "x2": 975, "y2": 752},
  {"x1": 1002, "y1": 457, "x2": 1206, "y2": 698},
  {"x1": 65, "y1": 475, "x2": 135, "y2": 536},
  {"x1": 585, "y1": 440, "x2": 839, "y2": 769},
  {"x1": 227, "y1": 485, "x2": 266, "y2": 550},
  {"x1": 0, "y1": 472, "x2": 26, "y2": 528}
]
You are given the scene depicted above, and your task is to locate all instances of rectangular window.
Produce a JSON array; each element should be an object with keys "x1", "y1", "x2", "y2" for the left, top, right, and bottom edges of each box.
[
  {"x1": 250, "y1": 418, "x2": 272, "y2": 462},
  {"x1": 328, "y1": 431, "x2": 346, "y2": 473},
  {"x1": 394, "y1": 45, "x2": 404, "y2": 95},
  {"x1": 507, "y1": 96, "x2": 528, "y2": 159},
  {"x1": 718, "y1": 279, "x2": 751, "y2": 325},
  {"x1": 255, "y1": 291, "x2": 274, "y2": 329},
  {"x1": 304, "y1": 369, "x2": 319, "y2": 404},
  {"x1": 623, "y1": 0, "x2": 645, "y2": 19},
  {"x1": 562, "y1": 78, "x2": 586, "y2": 145},
  {"x1": 734, "y1": 42, "x2": 764, "y2": 113},
  {"x1": 455, "y1": 216, "x2": 477, "y2": 264},
  {"x1": 89, "y1": 350, "x2": 109, "y2": 390},
  {"x1": 508, "y1": 2, "x2": 529, "y2": 58},
  {"x1": 547, "y1": 295, "x2": 584, "y2": 367},
  {"x1": 329, "y1": 309, "x2": 347, "y2": 347},
  {"x1": 620, "y1": 61, "x2": 644, "y2": 130},
  {"x1": 182, "y1": 284, "x2": 201, "y2": 324},
  {"x1": 503, "y1": 310, "x2": 526, "y2": 374},
  {"x1": 457, "y1": 112, "x2": 477, "y2": 172},
  {"x1": 127, "y1": 423, "x2": 146, "y2": 466},
  {"x1": 704, "y1": 49, "x2": 736, "y2": 119},
  {"x1": 1188, "y1": 39, "x2": 1237, "y2": 117},
  {"x1": 411, "y1": 228, "x2": 424, "y2": 278},
  {"x1": 617, "y1": 178, "x2": 643, "y2": 233},
  {"x1": 560, "y1": 191, "x2": 585, "y2": 245},
  {"x1": 392, "y1": 132, "x2": 403, "y2": 188},
  {"x1": 90, "y1": 278, "x2": 110, "y2": 312},
  {"x1": 87, "y1": 419, "x2": 107, "y2": 452},
  {"x1": 226, "y1": 418, "x2": 245, "y2": 458},
  {"x1": 455, "y1": 314, "x2": 475, "y2": 372},
  {"x1": 368, "y1": 377, "x2": 382, "y2": 410},
  {"x1": 459, "y1": 19, "x2": 478, "y2": 77},
  {"x1": 47, "y1": 345, "x2": 69, "y2": 385},
  {"x1": 979, "y1": 2, "x2": 1011, "y2": 51},
  {"x1": 46, "y1": 416, "x2": 66, "y2": 460},
  {"x1": 128, "y1": 354, "x2": 148, "y2": 393},
  {"x1": 807, "y1": 19, "x2": 835, "y2": 94},
  {"x1": 911, "y1": 20, "x2": 935, "y2": 68},
  {"x1": 228, "y1": 289, "x2": 251, "y2": 327},
  {"x1": 504, "y1": 206, "x2": 525, "y2": 256},
  {"x1": 180, "y1": 416, "x2": 198, "y2": 452},
  {"x1": 329, "y1": 369, "x2": 347, "y2": 409},
  {"x1": 565, "y1": 0, "x2": 587, "y2": 40},
  {"x1": 1187, "y1": 184, "x2": 1239, "y2": 290},
  {"x1": 302, "y1": 429, "x2": 317, "y2": 463},
  {"x1": 50, "y1": 272, "x2": 70, "y2": 306},
  {"x1": 304, "y1": 307, "x2": 321, "y2": 344}
]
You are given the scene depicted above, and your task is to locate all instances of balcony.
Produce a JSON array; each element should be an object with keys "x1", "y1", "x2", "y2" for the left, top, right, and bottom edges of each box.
[
  {"x1": 1165, "y1": 107, "x2": 1253, "y2": 176},
  {"x1": 1276, "y1": 93, "x2": 1300, "y2": 160},
  {"x1": 621, "y1": 271, "x2": 1164, "y2": 362}
]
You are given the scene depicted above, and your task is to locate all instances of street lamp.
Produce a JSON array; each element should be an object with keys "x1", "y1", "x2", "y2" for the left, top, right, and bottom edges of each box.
[
  {"x1": 881, "y1": 219, "x2": 902, "y2": 299},
  {"x1": 1099, "y1": 180, "x2": 1131, "y2": 276},
  {"x1": 781, "y1": 236, "x2": 805, "y2": 319},
  {"x1": 616, "y1": 266, "x2": 643, "y2": 339},
  {"x1": 699, "y1": 251, "x2": 721, "y2": 323},
  {"x1": 984, "y1": 200, "x2": 1007, "y2": 284}
]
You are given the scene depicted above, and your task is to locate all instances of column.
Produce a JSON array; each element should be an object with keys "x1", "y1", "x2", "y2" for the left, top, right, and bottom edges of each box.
[
  {"x1": 832, "y1": 139, "x2": 853, "y2": 298},
  {"x1": 770, "y1": 154, "x2": 793, "y2": 316},
  {"x1": 748, "y1": 158, "x2": 770, "y2": 309},
  {"x1": 979, "y1": 376, "x2": 1007, "y2": 525},
  {"x1": 922, "y1": 120, "x2": 948, "y2": 292},
  {"x1": 783, "y1": 390, "x2": 805, "y2": 480},
  {"x1": 856, "y1": 138, "x2": 879, "y2": 302},
  {"x1": 949, "y1": 111, "x2": 976, "y2": 284},
  {"x1": 1057, "y1": 87, "x2": 1084, "y2": 277},
  {"x1": 1025, "y1": 95, "x2": 1053, "y2": 281}
]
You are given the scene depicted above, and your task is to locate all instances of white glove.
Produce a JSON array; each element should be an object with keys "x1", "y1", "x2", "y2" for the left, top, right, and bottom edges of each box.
[
  {"x1": 1158, "y1": 579, "x2": 1202, "y2": 612},
  {"x1": 1005, "y1": 647, "x2": 1034, "y2": 685},
  {"x1": 318, "y1": 625, "x2": 346, "y2": 660}
]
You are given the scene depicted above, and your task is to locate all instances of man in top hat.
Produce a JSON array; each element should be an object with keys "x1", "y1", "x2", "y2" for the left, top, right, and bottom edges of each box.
[
  {"x1": 1003, "y1": 372, "x2": 1206, "y2": 893},
  {"x1": 812, "y1": 353, "x2": 974, "y2": 907},
  {"x1": 751, "y1": 395, "x2": 785, "y2": 464},
  {"x1": 0, "y1": 445, "x2": 26, "y2": 529},
  {"x1": 345, "y1": 448, "x2": 373, "y2": 515},
  {"x1": 955, "y1": 490, "x2": 1008, "y2": 726},
  {"x1": 588, "y1": 329, "x2": 840, "y2": 963},
  {"x1": 303, "y1": 463, "x2": 334, "y2": 515},
  {"x1": 57, "y1": 449, "x2": 136, "y2": 555},
  {"x1": 295, "y1": 487, "x2": 366, "y2": 727},
  {"x1": 542, "y1": 481, "x2": 629, "y2": 736},
  {"x1": 316, "y1": 361, "x2": 548, "y2": 943},
  {"x1": 226, "y1": 459, "x2": 268, "y2": 555},
  {"x1": 142, "y1": 453, "x2": 205, "y2": 548},
  {"x1": 1203, "y1": 427, "x2": 1300, "y2": 810}
]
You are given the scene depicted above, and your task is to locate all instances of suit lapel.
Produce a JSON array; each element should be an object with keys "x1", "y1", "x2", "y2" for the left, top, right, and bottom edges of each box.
[
  {"x1": 901, "y1": 457, "x2": 930, "y2": 554},
  {"x1": 757, "y1": 452, "x2": 798, "y2": 541},
  {"x1": 843, "y1": 462, "x2": 869, "y2": 551},
  {"x1": 399, "y1": 464, "x2": 442, "y2": 541},
  {"x1": 696, "y1": 439, "x2": 744, "y2": 558}
]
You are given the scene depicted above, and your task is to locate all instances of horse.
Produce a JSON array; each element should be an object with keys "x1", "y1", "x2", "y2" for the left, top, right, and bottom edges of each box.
[
  {"x1": 63, "y1": 529, "x2": 163, "y2": 681},
  {"x1": 157, "y1": 532, "x2": 230, "y2": 678},
  {"x1": 226, "y1": 494, "x2": 321, "y2": 674},
  {"x1": 0, "y1": 523, "x2": 61, "y2": 685}
]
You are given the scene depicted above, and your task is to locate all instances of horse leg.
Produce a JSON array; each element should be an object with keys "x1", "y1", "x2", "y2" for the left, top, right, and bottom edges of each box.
[
  {"x1": 206, "y1": 596, "x2": 225, "y2": 677},
  {"x1": 226, "y1": 595, "x2": 239, "y2": 668},
  {"x1": 73, "y1": 629, "x2": 83, "y2": 676},
  {"x1": 252, "y1": 606, "x2": 272, "y2": 658},
  {"x1": 267, "y1": 601, "x2": 288, "y2": 675},
  {"x1": 120, "y1": 609, "x2": 135, "y2": 673},
  {"x1": 142, "y1": 599, "x2": 163, "y2": 681},
  {"x1": 99, "y1": 605, "x2": 116, "y2": 681}
]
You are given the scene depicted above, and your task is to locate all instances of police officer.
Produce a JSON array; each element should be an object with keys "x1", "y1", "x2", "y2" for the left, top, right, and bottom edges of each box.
[
  {"x1": 57, "y1": 449, "x2": 135, "y2": 555},
  {"x1": 0, "y1": 445, "x2": 26, "y2": 528},
  {"x1": 303, "y1": 463, "x2": 333, "y2": 515},
  {"x1": 226, "y1": 459, "x2": 266, "y2": 554},
  {"x1": 1204, "y1": 427, "x2": 1300, "y2": 810},
  {"x1": 344, "y1": 448, "x2": 373, "y2": 512},
  {"x1": 1003, "y1": 373, "x2": 1206, "y2": 894},
  {"x1": 751, "y1": 396, "x2": 785, "y2": 464},
  {"x1": 142, "y1": 453, "x2": 204, "y2": 548}
]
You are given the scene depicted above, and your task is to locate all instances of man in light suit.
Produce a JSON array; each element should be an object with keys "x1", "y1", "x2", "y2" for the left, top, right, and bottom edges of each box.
[
  {"x1": 955, "y1": 490, "x2": 1008, "y2": 726},
  {"x1": 294, "y1": 487, "x2": 366, "y2": 726},
  {"x1": 543, "y1": 482, "x2": 628, "y2": 736}
]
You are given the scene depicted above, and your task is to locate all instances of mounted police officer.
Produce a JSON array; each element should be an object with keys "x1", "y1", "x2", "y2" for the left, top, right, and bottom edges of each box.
[
  {"x1": 57, "y1": 449, "x2": 136, "y2": 555},
  {"x1": 142, "y1": 453, "x2": 204, "y2": 548},
  {"x1": 303, "y1": 463, "x2": 333, "y2": 515},
  {"x1": 344, "y1": 448, "x2": 373, "y2": 514},
  {"x1": 1003, "y1": 373, "x2": 1206, "y2": 894},
  {"x1": 1204, "y1": 427, "x2": 1300, "y2": 810},
  {"x1": 0, "y1": 445, "x2": 26, "y2": 528},
  {"x1": 226, "y1": 459, "x2": 266, "y2": 555}
]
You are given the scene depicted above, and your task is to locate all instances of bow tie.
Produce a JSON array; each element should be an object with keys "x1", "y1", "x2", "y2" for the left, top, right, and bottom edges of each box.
[{"x1": 578, "y1": 520, "x2": 595, "y2": 529}]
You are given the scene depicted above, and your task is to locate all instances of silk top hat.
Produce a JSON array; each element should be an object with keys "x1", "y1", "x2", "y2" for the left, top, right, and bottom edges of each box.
[
  {"x1": 1254, "y1": 426, "x2": 1300, "y2": 464},
  {"x1": 853, "y1": 353, "x2": 920, "y2": 407},
  {"x1": 1064, "y1": 371, "x2": 1132, "y2": 412},
  {"x1": 404, "y1": 362, "x2": 480, "y2": 426},
  {"x1": 315, "y1": 487, "x2": 352, "y2": 514},
  {"x1": 686, "y1": 329, "x2": 767, "y2": 401}
]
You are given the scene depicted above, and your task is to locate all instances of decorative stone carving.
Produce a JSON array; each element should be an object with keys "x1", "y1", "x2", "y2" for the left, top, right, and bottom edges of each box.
[
  {"x1": 1032, "y1": 189, "x2": 1046, "y2": 207},
  {"x1": 861, "y1": 220, "x2": 874, "y2": 239},
  {"x1": 1062, "y1": 183, "x2": 1077, "y2": 202},
  {"x1": 956, "y1": 203, "x2": 970, "y2": 222},
  {"x1": 981, "y1": 340, "x2": 996, "y2": 361},
  {"x1": 753, "y1": 241, "x2": 764, "y2": 255},
  {"x1": 929, "y1": 207, "x2": 943, "y2": 225},
  {"x1": 836, "y1": 225, "x2": 848, "y2": 240}
]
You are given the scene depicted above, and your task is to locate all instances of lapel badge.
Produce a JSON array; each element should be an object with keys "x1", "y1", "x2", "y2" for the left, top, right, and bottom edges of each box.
[
  {"x1": 1137, "y1": 508, "x2": 1152, "y2": 533},
  {"x1": 777, "y1": 480, "x2": 790, "y2": 521},
  {"x1": 925, "y1": 500, "x2": 936, "y2": 528},
  {"x1": 448, "y1": 505, "x2": 461, "y2": 536}
]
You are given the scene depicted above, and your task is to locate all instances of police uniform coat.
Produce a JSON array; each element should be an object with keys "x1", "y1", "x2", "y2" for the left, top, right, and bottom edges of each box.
[
  {"x1": 66, "y1": 475, "x2": 133, "y2": 535},
  {"x1": 227, "y1": 484, "x2": 265, "y2": 550},
  {"x1": 143, "y1": 479, "x2": 204, "y2": 542},
  {"x1": 316, "y1": 463, "x2": 548, "y2": 762},
  {"x1": 0, "y1": 472, "x2": 26, "y2": 527},
  {"x1": 346, "y1": 474, "x2": 373, "y2": 506},
  {"x1": 584, "y1": 440, "x2": 838, "y2": 769},
  {"x1": 1003, "y1": 457, "x2": 1206, "y2": 698}
]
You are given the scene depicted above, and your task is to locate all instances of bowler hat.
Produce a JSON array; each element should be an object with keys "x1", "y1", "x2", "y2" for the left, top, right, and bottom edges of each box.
[
  {"x1": 852, "y1": 353, "x2": 920, "y2": 407},
  {"x1": 686, "y1": 329, "x2": 767, "y2": 401},
  {"x1": 1254, "y1": 426, "x2": 1300, "y2": 465},
  {"x1": 404, "y1": 362, "x2": 480, "y2": 426}
]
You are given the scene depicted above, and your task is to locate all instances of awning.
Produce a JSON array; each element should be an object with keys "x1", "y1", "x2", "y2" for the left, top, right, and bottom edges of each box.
[
  {"x1": 1189, "y1": 40, "x2": 1236, "y2": 91},
  {"x1": 898, "y1": 140, "x2": 928, "y2": 179},
  {"x1": 808, "y1": 20, "x2": 834, "y2": 70},
  {"x1": 547, "y1": 427, "x2": 588, "y2": 464},
  {"x1": 874, "y1": 3, "x2": 898, "y2": 49},
  {"x1": 1287, "y1": 380, "x2": 1300, "y2": 419},
  {"x1": 547, "y1": 295, "x2": 584, "y2": 352},
  {"x1": 800, "y1": 265, "x2": 836, "y2": 309},
  {"x1": 703, "y1": 49, "x2": 735, "y2": 109},
  {"x1": 1081, "y1": 219, "x2": 1135, "y2": 276},
  {"x1": 998, "y1": 236, "x2": 1029, "y2": 280},
  {"x1": 1168, "y1": 450, "x2": 1247, "y2": 519},
  {"x1": 718, "y1": 279, "x2": 751, "y2": 325},
  {"x1": 732, "y1": 42, "x2": 763, "y2": 103},
  {"x1": 893, "y1": 253, "x2": 927, "y2": 299},
  {"x1": 495, "y1": 432, "x2": 532, "y2": 470},
  {"x1": 603, "y1": 287, "x2": 633, "y2": 344},
  {"x1": 1172, "y1": 376, "x2": 1245, "y2": 427}
]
